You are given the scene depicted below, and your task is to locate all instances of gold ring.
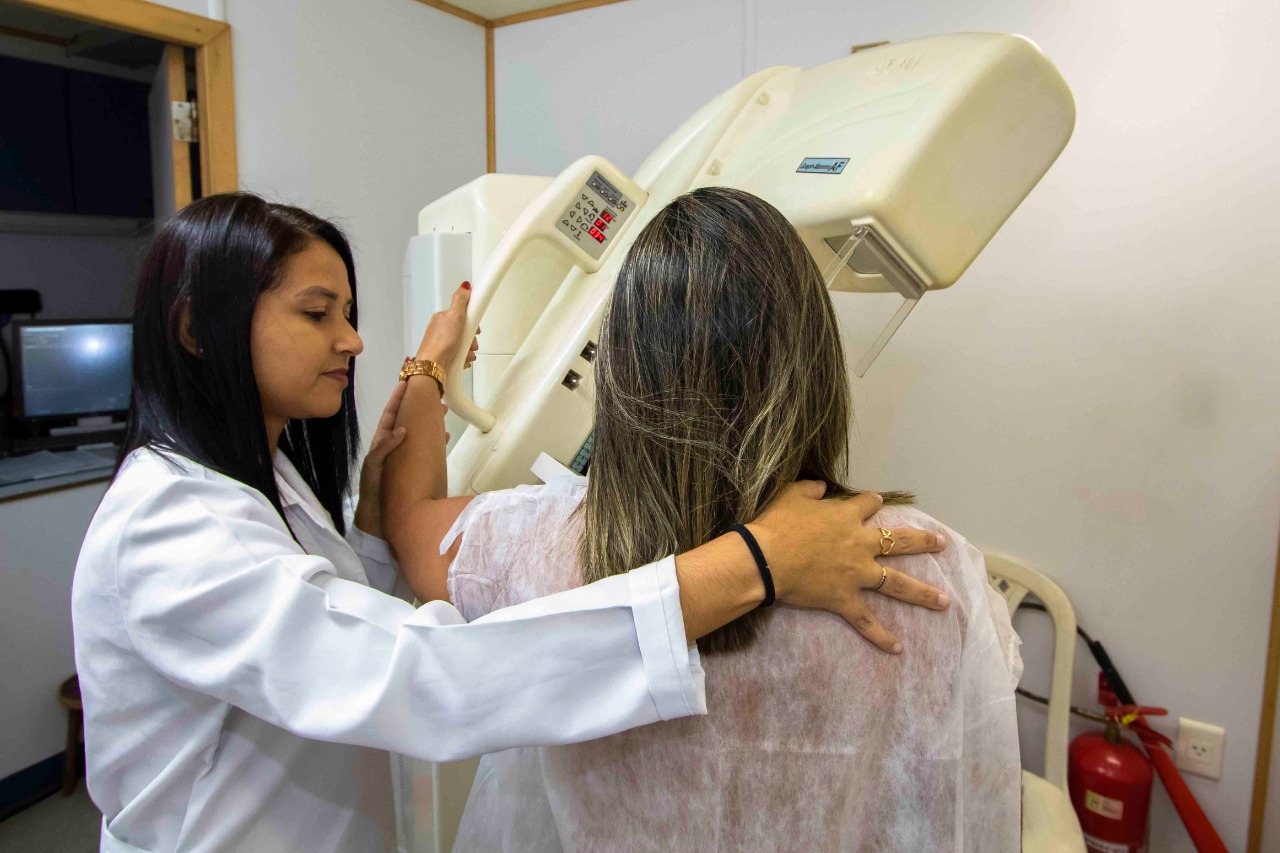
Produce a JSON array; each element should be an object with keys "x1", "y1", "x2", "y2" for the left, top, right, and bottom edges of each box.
[
  {"x1": 873, "y1": 566, "x2": 888, "y2": 591},
  {"x1": 879, "y1": 527, "x2": 895, "y2": 556}
]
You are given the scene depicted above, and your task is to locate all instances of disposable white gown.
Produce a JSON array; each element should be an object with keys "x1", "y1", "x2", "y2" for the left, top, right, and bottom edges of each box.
[{"x1": 447, "y1": 477, "x2": 1023, "y2": 853}]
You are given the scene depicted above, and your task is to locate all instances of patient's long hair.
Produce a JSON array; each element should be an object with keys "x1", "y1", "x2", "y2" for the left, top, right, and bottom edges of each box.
[{"x1": 580, "y1": 187, "x2": 907, "y2": 653}]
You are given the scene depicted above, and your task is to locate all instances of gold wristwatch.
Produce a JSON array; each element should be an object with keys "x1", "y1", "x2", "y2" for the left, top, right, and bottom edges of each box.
[{"x1": 399, "y1": 357, "x2": 446, "y2": 394}]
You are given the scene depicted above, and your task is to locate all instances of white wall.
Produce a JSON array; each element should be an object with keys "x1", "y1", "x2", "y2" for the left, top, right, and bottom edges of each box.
[
  {"x1": 0, "y1": 0, "x2": 485, "y2": 784},
  {"x1": 0, "y1": 233, "x2": 145, "y2": 321},
  {"x1": 495, "y1": 1, "x2": 1280, "y2": 850},
  {"x1": 494, "y1": 0, "x2": 745, "y2": 177},
  {"x1": 220, "y1": 0, "x2": 487, "y2": 435}
]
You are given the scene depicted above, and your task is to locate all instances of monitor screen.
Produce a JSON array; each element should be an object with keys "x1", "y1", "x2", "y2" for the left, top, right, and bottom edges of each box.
[{"x1": 15, "y1": 321, "x2": 132, "y2": 419}]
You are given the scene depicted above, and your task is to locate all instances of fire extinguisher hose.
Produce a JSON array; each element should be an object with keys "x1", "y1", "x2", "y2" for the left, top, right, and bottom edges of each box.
[
  {"x1": 1017, "y1": 603, "x2": 1228, "y2": 853},
  {"x1": 1144, "y1": 745, "x2": 1228, "y2": 853}
]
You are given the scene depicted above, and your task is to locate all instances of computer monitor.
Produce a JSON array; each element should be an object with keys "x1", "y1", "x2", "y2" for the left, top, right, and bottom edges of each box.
[{"x1": 12, "y1": 320, "x2": 132, "y2": 420}]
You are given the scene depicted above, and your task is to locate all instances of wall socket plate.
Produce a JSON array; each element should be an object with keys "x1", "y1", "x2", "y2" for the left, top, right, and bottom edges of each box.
[{"x1": 1176, "y1": 717, "x2": 1225, "y2": 780}]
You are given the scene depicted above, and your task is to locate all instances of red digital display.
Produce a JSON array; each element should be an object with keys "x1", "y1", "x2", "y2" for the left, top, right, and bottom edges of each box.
[
  {"x1": 601, "y1": 211, "x2": 613, "y2": 222},
  {"x1": 589, "y1": 227, "x2": 605, "y2": 243},
  {"x1": 595, "y1": 218, "x2": 606, "y2": 230}
]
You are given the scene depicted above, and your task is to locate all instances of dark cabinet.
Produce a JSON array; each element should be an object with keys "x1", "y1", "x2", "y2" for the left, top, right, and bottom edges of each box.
[
  {"x1": 66, "y1": 70, "x2": 153, "y2": 217},
  {"x1": 0, "y1": 54, "x2": 75, "y2": 213},
  {"x1": 0, "y1": 56, "x2": 154, "y2": 219}
]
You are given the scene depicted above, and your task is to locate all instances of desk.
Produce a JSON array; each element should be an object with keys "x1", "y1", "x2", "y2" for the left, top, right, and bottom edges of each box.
[
  {"x1": 0, "y1": 449, "x2": 116, "y2": 503},
  {"x1": 0, "y1": 469, "x2": 113, "y2": 503}
]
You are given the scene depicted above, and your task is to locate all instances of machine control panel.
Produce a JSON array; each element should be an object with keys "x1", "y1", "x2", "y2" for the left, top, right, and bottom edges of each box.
[{"x1": 555, "y1": 171, "x2": 635, "y2": 260}]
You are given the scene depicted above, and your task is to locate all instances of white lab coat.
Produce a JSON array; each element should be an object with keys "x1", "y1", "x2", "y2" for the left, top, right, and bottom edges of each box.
[{"x1": 71, "y1": 448, "x2": 704, "y2": 853}]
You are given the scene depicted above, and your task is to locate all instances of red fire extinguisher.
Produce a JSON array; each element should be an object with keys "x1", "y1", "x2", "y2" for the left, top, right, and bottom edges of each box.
[
  {"x1": 1068, "y1": 716, "x2": 1154, "y2": 853},
  {"x1": 1019, "y1": 611, "x2": 1228, "y2": 852}
]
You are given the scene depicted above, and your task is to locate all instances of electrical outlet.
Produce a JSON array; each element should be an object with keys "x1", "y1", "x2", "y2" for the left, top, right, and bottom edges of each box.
[{"x1": 1176, "y1": 718, "x2": 1225, "y2": 780}]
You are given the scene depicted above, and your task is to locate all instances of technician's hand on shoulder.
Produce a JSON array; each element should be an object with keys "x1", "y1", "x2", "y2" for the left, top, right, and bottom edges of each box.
[{"x1": 747, "y1": 481, "x2": 950, "y2": 653}]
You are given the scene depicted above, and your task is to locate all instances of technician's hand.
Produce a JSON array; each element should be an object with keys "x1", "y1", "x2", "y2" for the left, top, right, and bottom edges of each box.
[
  {"x1": 416, "y1": 282, "x2": 480, "y2": 371},
  {"x1": 748, "y1": 482, "x2": 950, "y2": 654},
  {"x1": 353, "y1": 381, "x2": 409, "y2": 538}
]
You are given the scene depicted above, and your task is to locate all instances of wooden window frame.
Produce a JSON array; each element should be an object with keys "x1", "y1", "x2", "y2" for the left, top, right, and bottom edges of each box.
[{"x1": 8, "y1": 0, "x2": 238, "y2": 196}]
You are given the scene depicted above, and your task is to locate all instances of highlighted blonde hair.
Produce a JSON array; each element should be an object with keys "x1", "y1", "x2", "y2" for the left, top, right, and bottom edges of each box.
[{"x1": 580, "y1": 187, "x2": 907, "y2": 652}]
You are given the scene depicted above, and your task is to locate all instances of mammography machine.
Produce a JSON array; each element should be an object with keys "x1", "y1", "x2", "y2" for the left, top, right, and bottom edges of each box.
[{"x1": 399, "y1": 32, "x2": 1075, "y2": 852}]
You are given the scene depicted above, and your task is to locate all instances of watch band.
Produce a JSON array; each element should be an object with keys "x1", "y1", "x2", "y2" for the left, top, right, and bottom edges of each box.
[{"x1": 400, "y1": 357, "x2": 445, "y2": 394}]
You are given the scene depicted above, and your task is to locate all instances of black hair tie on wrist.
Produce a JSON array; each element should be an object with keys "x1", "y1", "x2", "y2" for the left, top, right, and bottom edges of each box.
[{"x1": 729, "y1": 523, "x2": 775, "y2": 608}]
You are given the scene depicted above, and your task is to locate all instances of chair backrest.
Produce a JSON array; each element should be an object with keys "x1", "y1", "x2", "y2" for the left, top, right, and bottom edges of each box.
[{"x1": 985, "y1": 552, "x2": 1077, "y2": 791}]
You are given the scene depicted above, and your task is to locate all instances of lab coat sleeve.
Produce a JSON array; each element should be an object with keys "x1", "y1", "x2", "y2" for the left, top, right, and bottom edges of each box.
[
  {"x1": 112, "y1": 473, "x2": 706, "y2": 763},
  {"x1": 345, "y1": 525, "x2": 411, "y2": 601}
]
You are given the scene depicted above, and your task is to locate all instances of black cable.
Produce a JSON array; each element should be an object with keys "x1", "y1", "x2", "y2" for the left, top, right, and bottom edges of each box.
[
  {"x1": 1017, "y1": 600, "x2": 1094, "y2": 645},
  {"x1": 1015, "y1": 686, "x2": 1108, "y2": 722},
  {"x1": 1014, "y1": 601, "x2": 1139, "y2": 709}
]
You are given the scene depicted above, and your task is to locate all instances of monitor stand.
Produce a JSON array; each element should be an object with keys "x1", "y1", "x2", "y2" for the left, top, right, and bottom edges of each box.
[
  {"x1": 6, "y1": 415, "x2": 126, "y2": 456},
  {"x1": 49, "y1": 415, "x2": 124, "y2": 437}
]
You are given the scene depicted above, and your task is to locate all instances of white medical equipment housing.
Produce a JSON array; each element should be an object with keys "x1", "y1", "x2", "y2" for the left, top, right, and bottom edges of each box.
[
  {"x1": 408, "y1": 33, "x2": 1075, "y2": 499},
  {"x1": 400, "y1": 32, "x2": 1075, "y2": 851}
]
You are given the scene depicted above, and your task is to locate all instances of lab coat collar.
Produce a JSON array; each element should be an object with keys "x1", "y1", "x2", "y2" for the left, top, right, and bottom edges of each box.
[
  {"x1": 272, "y1": 450, "x2": 337, "y2": 534},
  {"x1": 272, "y1": 450, "x2": 370, "y2": 585}
]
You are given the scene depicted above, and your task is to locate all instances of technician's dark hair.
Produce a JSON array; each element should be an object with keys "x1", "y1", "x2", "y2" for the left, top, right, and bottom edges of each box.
[{"x1": 118, "y1": 192, "x2": 360, "y2": 535}]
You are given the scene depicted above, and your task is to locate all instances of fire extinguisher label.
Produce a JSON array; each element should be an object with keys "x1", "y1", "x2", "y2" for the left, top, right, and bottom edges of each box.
[
  {"x1": 1084, "y1": 789, "x2": 1125, "y2": 820},
  {"x1": 1083, "y1": 832, "x2": 1139, "y2": 853}
]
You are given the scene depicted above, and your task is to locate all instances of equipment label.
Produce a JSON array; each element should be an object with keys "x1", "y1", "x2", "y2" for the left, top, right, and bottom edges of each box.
[
  {"x1": 1084, "y1": 789, "x2": 1125, "y2": 820},
  {"x1": 796, "y1": 157, "x2": 849, "y2": 174}
]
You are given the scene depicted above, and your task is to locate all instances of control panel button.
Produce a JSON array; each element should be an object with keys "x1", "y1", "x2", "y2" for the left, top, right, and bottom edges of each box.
[{"x1": 555, "y1": 172, "x2": 635, "y2": 260}]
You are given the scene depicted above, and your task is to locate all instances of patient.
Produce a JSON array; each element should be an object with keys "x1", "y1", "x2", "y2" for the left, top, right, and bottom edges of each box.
[{"x1": 415, "y1": 188, "x2": 1022, "y2": 851}]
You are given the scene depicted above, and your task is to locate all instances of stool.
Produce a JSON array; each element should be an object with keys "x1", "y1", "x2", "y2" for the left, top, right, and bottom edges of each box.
[{"x1": 56, "y1": 675, "x2": 83, "y2": 796}]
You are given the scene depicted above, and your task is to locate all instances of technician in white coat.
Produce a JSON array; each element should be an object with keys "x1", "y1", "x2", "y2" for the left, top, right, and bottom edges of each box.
[{"x1": 72, "y1": 193, "x2": 953, "y2": 853}]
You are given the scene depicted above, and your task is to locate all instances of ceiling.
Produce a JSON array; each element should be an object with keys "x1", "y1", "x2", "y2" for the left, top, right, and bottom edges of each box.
[
  {"x1": 0, "y1": 3, "x2": 163, "y2": 69},
  {"x1": 0, "y1": 1, "x2": 615, "y2": 67},
  {"x1": 0, "y1": 4, "x2": 90, "y2": 40},
  {"x1": 444, "y1": 1, "x2": 594, "y2": 19},
  {"x1": 430, "y1": 1, "x2": 630, "y2": 25}
]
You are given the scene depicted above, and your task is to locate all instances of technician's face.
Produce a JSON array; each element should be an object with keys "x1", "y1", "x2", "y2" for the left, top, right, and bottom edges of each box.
[{"x1": 251, "y1": 238, "x2": 363, "y2": 432}]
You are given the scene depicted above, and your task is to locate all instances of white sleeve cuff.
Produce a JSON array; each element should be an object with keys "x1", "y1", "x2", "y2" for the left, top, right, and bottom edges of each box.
[{"x1": 628, "y1": 557, "x2": 707, "y2": 719}]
